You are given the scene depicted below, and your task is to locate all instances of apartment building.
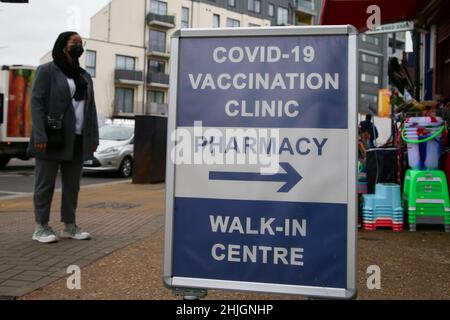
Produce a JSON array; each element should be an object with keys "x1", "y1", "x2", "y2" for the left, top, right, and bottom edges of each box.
[
  {"x1": 357, "y1": 30, "x2": 413, "y2": 115},
  {"x1": 357, "y1": 33, "x2": 387, "y2": 114},
  {"x1": 41, "y1": 0, "x2": 300, "y2": 119},
  {"x1": 39, "y1": 0, "x2": 413, "y2": 122}
]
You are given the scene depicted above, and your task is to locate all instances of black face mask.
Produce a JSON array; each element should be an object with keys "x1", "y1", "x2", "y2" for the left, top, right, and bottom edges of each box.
[{"x1": 68, "y1": 44, "x2": 84, "y2": 59}]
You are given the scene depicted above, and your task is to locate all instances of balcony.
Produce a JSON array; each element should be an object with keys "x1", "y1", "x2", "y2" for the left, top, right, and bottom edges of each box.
[
  {"x1": 275, "y1": 22, "x2": 294, "y2": 27},
  {"x1": 113, "y1": 100, "x2": 144, "y2": 117},
  {"x1": 296, "y1": 0, "x2": 315, "y2": 14},
  {"x1": 295, "y1": 0, "x2": 316, "y2": 26},
  {"x1": 146, "y1": 12, "x2": 175, "y2": 29},
  {"x1": 147, "y1": 72, "x2": 170, "y2": 88},
  {"x1": 148, "y1": 44, "x2": 170, "y2": 59},
  {"x1": 115, "y1": 69, "x2": 144, "y2": 85},
  {"x1": 147, "y1": 102, "x2": 168, "y2": 116}
]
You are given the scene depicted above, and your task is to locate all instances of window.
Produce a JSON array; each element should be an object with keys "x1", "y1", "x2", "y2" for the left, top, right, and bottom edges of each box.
[
  {"x1": 361, "y1": 73, "x2": 379, "y2": 85},
  {"x1": 248, "y1": 0, "x2": 261, "y2": 13},
  {"x1": 361, "y1": 93, "x2": 378, "y2": 104},
  {"x1": 226, "y1": 18, "x2": 240, "y2": 28},
  {"x1": 148, "y1": 90, "x2": 165, "y2": 104},
  {"x1": 181, "y1": 7, "x2": 189, "y2": 28},
  {"x1": 148, "y1": 60, "x2": 166, "y2": 73},
  {"x1": 115, "y1": 88, "x2": 134, "y2": 114},
  {"x1": 150, "y1": 0, "x2": 167, "y2": 15},
  {"x1": 116, "y1": 55, "x2": 136, "y2": 71},
  {"x1": 300, "y1": 0, "x2": 314, "y2": 11},
  {"x1": 361, "y1": 53, "x2": 380, "y2": 65},
  {"x1": 362, "y1": 34, "x2": 380, "y2": 46},
  {"x1": 298, "y1": 15, "x2": 313, "y2": 25},
  {"x1": 213, "y1": 14, "x2": 220, "y2": 28},
  {"x1": 85, "y1": 50, "x2": 96, "y2": 78},
  {"x1": 277, "y1": 7, "x2": 288, "y2": 25},
  {"x1": 268, "y1": 4, "x2": 274, "y2": 17},
  {"x1": 149, "y1": 30, "x2": 166, "y2": 52},
  {"x1": 99, "y1": 126, "x2": 134, "y2": 141},
  {"x1": 256, "y1": 0, "x2": 261, "y2": 13},
  {"x1": 228, "y1": 0, "x2": 235, "y2": 7}
]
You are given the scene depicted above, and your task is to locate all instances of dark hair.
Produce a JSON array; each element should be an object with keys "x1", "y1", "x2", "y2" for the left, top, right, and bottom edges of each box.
[
  {"x1": 51, "y1": 31, "x2": 87, "y2": 101},
  {"x1": 52, "y1": 31, "x2": 78, "y2": 64}
]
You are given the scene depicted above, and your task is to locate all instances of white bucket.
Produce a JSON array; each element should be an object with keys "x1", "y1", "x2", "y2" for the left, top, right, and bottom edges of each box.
[{"x1": 406, "y1": 134, "x2": 442, "y2": 170}]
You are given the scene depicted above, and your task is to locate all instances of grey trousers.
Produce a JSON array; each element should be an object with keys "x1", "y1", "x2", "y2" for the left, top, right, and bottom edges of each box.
[{"x1": 34, "y1": 135, "x2": 84, "y2": 225}]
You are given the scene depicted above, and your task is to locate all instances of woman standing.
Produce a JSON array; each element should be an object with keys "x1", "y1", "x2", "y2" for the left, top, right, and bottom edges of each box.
[{"x1": 27, "y1": 32, "x2": 99, "y2": 243}]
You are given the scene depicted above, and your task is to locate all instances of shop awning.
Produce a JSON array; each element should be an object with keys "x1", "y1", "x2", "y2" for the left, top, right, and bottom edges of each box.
[{"x1": 320, "y1": 0, "x2": 431, "y2": 32}]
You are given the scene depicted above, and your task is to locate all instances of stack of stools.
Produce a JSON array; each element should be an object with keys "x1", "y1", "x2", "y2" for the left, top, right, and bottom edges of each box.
[
  {"x1": 403, "y1": 169, "x2": 450, "y2": 232},
  {"x1": 363, "y1": 184, "x2": 404, "y2": 231}
]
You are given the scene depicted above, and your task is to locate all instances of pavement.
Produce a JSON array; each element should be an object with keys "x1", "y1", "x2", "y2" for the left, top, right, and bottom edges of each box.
[
  {"x1": 0, "y1": 181, "x2": 449, "y2": 300},
  {"x1": 0, "y1": 181, "x2": 164, "y2": 299}
]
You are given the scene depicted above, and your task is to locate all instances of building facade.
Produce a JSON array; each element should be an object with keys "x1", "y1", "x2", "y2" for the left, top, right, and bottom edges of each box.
[
  {"x1": 294, "y1": 0, "x2": 322, "y2": 26},
  {"x1": 42, "y1": 0, "x2": 412, "y2": 122},
  {"x1": 357, "y1": 33, "x2": 387, "y2": 115},
  {"x1": 42, "y1": 0, "x2": 305, "y2": 119}
]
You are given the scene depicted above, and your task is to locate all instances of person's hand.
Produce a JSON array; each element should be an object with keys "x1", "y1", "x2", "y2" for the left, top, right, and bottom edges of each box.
[
  {"x1": 92, "y1": 144, "x2": 99, "y2": 152},
  {"x1": 35, "y1": 143, "x2": 47, "y2": 152}
]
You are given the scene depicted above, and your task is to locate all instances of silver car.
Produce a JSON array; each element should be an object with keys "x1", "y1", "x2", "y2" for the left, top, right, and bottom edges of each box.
[{"x1": 83, "y1": 124, "x2": 134, "y2": 177}]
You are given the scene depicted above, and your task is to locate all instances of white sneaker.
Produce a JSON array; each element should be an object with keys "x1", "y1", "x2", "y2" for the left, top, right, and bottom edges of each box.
[
  {"x1": 61, "y1": 224, "x2": 91, "y2": 240},
  {"x1": 32, "y1": 225, "x2": 58, "y2": 243}
]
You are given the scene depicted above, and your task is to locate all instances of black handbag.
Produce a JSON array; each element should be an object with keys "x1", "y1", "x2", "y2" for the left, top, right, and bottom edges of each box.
[{"x1": 45, "y1": 114, "x2": 65, "y2": 149}]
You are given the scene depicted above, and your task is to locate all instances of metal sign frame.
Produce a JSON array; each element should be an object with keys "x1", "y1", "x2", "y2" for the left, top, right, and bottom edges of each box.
[{"x1": 163, "y1": 25, "x2": 358, "y2": 299}]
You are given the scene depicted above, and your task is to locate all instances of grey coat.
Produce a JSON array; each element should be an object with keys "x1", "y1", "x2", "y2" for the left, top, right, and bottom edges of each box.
[{"x1": 27, "y1": 62, "x2": 99, "y2": 162}]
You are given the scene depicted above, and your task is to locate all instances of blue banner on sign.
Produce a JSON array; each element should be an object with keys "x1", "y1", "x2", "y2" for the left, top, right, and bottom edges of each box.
[
  {"x1": 173, "y1": 197, "x2": 347, "y2": 289},
  {"x1": 177, "y1": 36, "x2": 348, "y2": 129}
]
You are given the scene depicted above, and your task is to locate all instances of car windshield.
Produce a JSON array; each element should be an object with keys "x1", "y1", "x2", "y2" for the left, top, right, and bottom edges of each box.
[{"x1": 99, "y1": 126, "x2": 134, "y2": 141}]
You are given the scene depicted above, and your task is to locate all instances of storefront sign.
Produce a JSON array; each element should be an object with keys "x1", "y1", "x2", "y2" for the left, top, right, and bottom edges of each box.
[{"x1": 367, "y1": 21, "x2": 415, "y2": 35}]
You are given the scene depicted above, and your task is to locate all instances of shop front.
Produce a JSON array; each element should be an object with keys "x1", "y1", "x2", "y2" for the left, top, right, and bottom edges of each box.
[{"x1": 321, "y1": 0, "x2": 450, "y2": 233}]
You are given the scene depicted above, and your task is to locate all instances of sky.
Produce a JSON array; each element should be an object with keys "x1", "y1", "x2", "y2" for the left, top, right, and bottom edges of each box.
[{"x1": 0, "y1": 0, "x2": 111, "y2": 66}]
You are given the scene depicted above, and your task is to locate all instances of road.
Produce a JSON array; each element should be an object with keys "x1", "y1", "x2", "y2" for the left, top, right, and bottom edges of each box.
[{"x1": 0, "y1": 158, "x2": 129, "y2": 199}]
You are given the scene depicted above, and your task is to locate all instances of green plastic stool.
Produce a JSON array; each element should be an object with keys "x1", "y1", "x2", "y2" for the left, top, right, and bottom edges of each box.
[
  {"x1": 403, "y1": 170, "x2": 450, "y2": 208},
  {"x1": 403, "y1": 170, "x2": 450, "y2": 232}
]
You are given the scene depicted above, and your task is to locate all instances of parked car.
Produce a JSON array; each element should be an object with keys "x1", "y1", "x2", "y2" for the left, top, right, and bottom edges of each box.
[{"x1": 83, "y1": 123, "x2": 134, "y2": 177}]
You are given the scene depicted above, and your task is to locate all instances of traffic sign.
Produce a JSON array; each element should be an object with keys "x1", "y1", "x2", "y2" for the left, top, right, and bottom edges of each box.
[{"x1": 164, "y1": 26, "x2": 358, "y2": 299}]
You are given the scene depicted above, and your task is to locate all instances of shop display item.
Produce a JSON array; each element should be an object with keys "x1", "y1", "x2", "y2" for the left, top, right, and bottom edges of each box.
[
  {"x1": 363, "y1": 184, "x2": 404, "y2": 231},
  {"x1": 403, "y1": 169, "x2": 450, "y2": 232}
]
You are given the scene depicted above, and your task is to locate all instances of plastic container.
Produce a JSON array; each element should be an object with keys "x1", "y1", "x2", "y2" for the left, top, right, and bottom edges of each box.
[
  {"x1": 425, "y1": 139, "x2": 440, "y2": 169},
  {"x1": 403, "y1": 131, "x2": 443, "y2": 170},
  {"x1": 405, "y1": 116, "x2": 444, "y2": 127},
  {"x1": 403, "y1": 117, "x2": 444, "y2": 170}
]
